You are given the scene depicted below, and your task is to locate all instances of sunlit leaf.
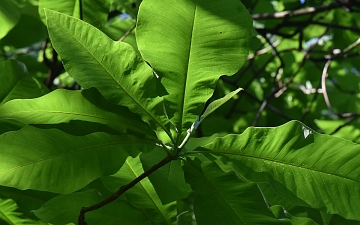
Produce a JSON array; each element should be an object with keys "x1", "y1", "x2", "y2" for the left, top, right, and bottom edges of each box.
[
  {"x1": 136, "y1": 0, "x2": 252, "y2": 137},
  {"x1": 45, "y1": 9, "x2": 172, "y2": 141}
]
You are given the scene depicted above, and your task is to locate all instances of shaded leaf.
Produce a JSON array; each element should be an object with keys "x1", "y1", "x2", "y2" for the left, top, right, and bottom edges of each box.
[
  {"x1": 0, "y1": 198, "x2": 45, "y2": 225},
  {"x1": 196, "y1": 120, "x2": 360, "y2": 221},
  {"x1": 34, "y1": 189, "x2": 152, "y2": 225},
  {"x1": 140, "y1": 148, "x2": 192, "y2": 204},
  {"x1": 0, "y1": 60, "x2": 48, "y2": 105},
  {"x1": 183, "y1": 159, "x2": 285, "y2": 225},
  {"x1": 0, "y1": 126, "x2": 154, "y2": 194},
  {"x1": 101, "y1": 155, "x2": 177, "y2": 224},
  {"x1": 0, "y1": 88, "x2": 156, "y2": 139}
]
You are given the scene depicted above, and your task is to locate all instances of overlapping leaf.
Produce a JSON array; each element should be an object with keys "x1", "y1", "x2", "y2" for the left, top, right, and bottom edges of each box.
[
  {"x1": 101, "y1": 155, "x2": 177, "y2": 224},
  {"x1": 0, "y1": 60, "x2": 48, "y2": 105},
  {"x1": 195, "y1": 120, "x2": 360, "y2": 221},
  {"x1": 45, "y1": 9, "x2": 171, "y2": 140},
  {"x1": 136, "y1": 0, "x2": 252, "y2": 137},
  {"x1": 0, "y1": 126, "x2": 154, "y2": 194},
  {"x1": 183, "y1": 159, "x2": 284, "y2": 225},
  {"x1": 0, "y1": 0, "x2": 23, "y2": 39},
  {"x1": 140, "y1": 148, "x2": 192, "y2": 204},
  {"x1": 0, "y1": 88, "x2": 156, "y2": 139},
  {"x1": 34, "y1": 189, "x2": 152, "y2": 225}
]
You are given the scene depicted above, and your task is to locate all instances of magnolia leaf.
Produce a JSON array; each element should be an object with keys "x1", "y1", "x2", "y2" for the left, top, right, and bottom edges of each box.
[
  {"x1": 195, "y1": 120, "x2": 360, "y2": 221},
  {"x1": 136, "y1": 0, "x2": 252, "y2": 138},
  {"x1": 34, "y1": 189, "x2": 152, "y2": 225},
  {"x1": 183, "y1": 159, "x2": 285, "y2": 225},
  {"x1": 195, "y1": 87, "x2": 242, "y2": 129},
  {"x1": 0, "y1": 126, "x2": 154, "y2": 194},
  {"x1": 0, "y1": 88, "x2": 156, "y2": 140},
  {"x1": 45, "y1": 9, "x2": 172, "y2": 141}
]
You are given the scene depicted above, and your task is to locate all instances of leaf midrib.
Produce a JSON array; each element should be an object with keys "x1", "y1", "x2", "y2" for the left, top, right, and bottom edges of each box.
[
  {"x1": 50, "y1": 12, "x2": 172, "y2": 141},
  {"x1": 195, "y1": 150, "x2": 360, "y2": 184}
]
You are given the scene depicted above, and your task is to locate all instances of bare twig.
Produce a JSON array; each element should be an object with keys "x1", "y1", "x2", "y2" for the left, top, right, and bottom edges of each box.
[
  {"x1": 321, "y1": 60, "x2": 357, "y2": 118},
  {"x1": 330, "y1": 115, "x2": 360, "y2": 135},
  {"x1": 252, "y1": 2, "x2": 341, "y2": 20},
  {"x1": 119, "y1": 24, "x2": 136, "y2": 42}
]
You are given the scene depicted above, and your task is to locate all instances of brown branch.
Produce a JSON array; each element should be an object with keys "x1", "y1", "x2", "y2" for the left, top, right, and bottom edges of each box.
[
  {"x1": 330, "y1": 115, "x2": 360, "y2": 135},
  {"x1": 78, "y1": 155, "x2": 173, "y2": 225},
  {"x1": 118, "y1": 24, "x2": 136, "y2": 42},
  {"x1": 321, "y1": 60, "x2": 357, "y2": 118},
  {"x1": 252, "y1": 2, "x2": 341, "y2": 20}
]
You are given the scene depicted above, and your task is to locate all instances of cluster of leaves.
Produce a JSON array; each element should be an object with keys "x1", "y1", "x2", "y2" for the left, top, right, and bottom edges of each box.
[{"x1": 1, "y1": 0, "x2": 360, "y2": 225}]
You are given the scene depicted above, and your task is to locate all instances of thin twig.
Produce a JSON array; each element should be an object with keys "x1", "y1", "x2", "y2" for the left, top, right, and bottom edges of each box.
[
  {"x1": 321, "y1": 60, "x2": 357, "y2": 118},
  {"x1": 252, "y1": 2, "x2": 340, "y2": 20},
  {"x1": 330, "y1": 115, "x2": 360, "y2": 135},
  {"x1": 78, "y1": 155, "x2": 173, "y2": 225},
  {"x1": 119, "y1": 24, "x2": 136, "y2": 42}
]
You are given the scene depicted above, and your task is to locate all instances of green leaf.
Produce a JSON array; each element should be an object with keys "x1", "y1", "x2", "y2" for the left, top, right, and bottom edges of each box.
[
  {"x1": 196, "y1": 88, "x2": 242, "y2": 129},
  {"x1": 0, "y1": 198, "x2": 46, "y2": 225},
  {"x1": 140, "y1": 148, "x2": 192, "y2": 204},
  {"x1": 0, "y1": 0, "x2": 24, "y2": 39},
  {"x1": 0, "y1": 88, "x2": 157, "y2": 139},
  {"x1": 101, "y1": 155, "x2": 177, "y2": 224},
  {"x1": 39, "y1": 0, "x2": 79, "y2": 24},
  {"x1": 271, "y1": 205, "x2": 319, "y2": 225},
  {"x1": 45, "y1": 9, "x2": 172, "y2": 141},
  {"x1": 136, "y1": 0, "x2": 252, "y2": 137},
  {"x1": 0, "y1": 60, "x2": 48, "y2": 105},
  {"x1": 0, "y1": 126, "x2": 154, "y2": 194},
  {"x1": 34, "y1": 189, "x2": 152, "y2": 225},
  {"x1": 195, "y1": 120, "x2": 360, "y2": 221},
  {"x1": 183, "y1": 159, "x2": 285, "y2": 225}
]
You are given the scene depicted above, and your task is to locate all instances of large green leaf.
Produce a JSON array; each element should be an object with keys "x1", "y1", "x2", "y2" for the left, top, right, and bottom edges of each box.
[
  {"x1": 0, "y1": 60, "x2": 48, "y2": 105},
  {"x1": 101, "y1": 155, "x2": 177, "y2": 224},
  {"x1": 45, "y1": 10, "x2": 172, "y2": 141},
  {"x1": 194, "y1": 120, "x2": 360, "y2": 221},
  {"x1": 0, "y1": 126, "x2": 154, "y2": 194},
  {"x1": 34, "y1": 189, "x2": 152, "y2": 225},
  {"x1": 183, "y1": 159, "x2": 285, "y2": 225},
  {"x1": 136, "y1": 0, "x2": 252, "y2": 138},
  {"x1": 39, "y1": 0, "x2": 79, "y2": 24},
  {"x1": 0, "y1": 0, "x2": 24, "y2": 39},
  {"x1": 39, "y1": 0, "x2": 110, "y2": 29},
  {"x1": 0, "y1": 88, "x2": 156, "y2": 140}
]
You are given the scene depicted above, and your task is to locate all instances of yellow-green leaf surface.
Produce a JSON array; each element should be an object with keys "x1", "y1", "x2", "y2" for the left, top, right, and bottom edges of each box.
[
  {"x1": 136, "y1": 0, "x2": 252, "y2": 139},
  {"x1": 0, "y1": 126, "x2": 155, "y2": 194},
  {"x1": 45, "y1": 9, "x2": 172, "y2": 140},
  {"x1": 0, "y1": 0, "x2": 23, "y2": 39},
  {"x1": 0, "y1": 88, "x2": 156, "y2": 140},
  {"x1": 196, "y1": 120, "x2": 360, "y2": 221}
]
